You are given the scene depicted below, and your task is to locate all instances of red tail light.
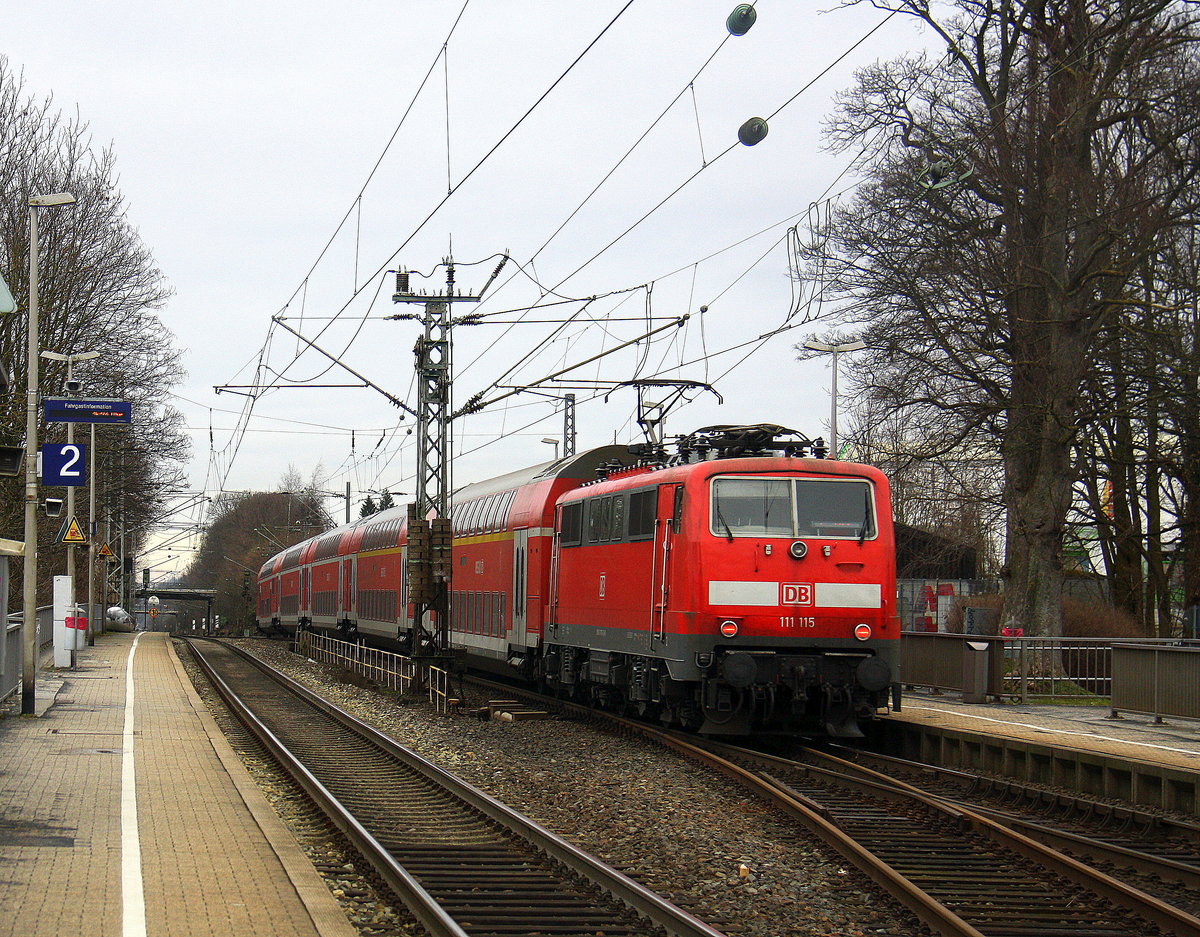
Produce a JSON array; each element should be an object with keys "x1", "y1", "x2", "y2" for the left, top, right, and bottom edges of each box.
[
  {"x1": 720, "y1": 620, "x2": 739, "y2": 638},
  {"x1": 854, "y1": 623, "x2": 872, "y2": 641}
]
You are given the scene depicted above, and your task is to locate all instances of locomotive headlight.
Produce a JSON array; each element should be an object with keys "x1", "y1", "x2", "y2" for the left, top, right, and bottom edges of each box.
[
  {"x1": 788, "y1": 540, "x2": 807, "y2": 559},
  {"x1": 854, "y1": 623, "x2": 872, "y2": 641},
  {"x1": 720, "y1": 620, "x2": 739, "y2": 638}
]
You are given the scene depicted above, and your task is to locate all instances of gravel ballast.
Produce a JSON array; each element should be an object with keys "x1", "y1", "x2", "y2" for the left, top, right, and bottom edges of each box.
[{"x1": 213, "y1": 638, "x2": 927, "y2": 937}]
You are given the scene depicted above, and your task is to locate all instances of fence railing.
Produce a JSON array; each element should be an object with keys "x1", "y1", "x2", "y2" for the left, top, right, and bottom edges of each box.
[
  {"x1": 297, "y1": 631, "x2": 417, "y2": 694},
  {"x1": 1110, "y1": 643, "x2": 1200, "y2": 722},
  {"x1": 901, "y1": 632, "x2": 1195, "y2": 706},
  {"x1": 428, "y1": 665, "x2": 452, "y2": 714}
]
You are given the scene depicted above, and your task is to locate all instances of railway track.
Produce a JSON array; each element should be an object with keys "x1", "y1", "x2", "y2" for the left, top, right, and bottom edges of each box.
[
  {"x1": 186, "y1": 639, "x2": 726, "y2": 937},
  {"x1": 465, "y1": 674, "x2": 1200, "y2": 937},
  {"x1": 691, "y1": 737, "x2": 1200, "y2": 937},
  {"x1": 820, "y1": 745, "x2": 1200, "y2": 893}
]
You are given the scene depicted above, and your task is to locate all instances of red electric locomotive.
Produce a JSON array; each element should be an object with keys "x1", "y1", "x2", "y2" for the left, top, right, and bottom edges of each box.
[{"x1": 258, "y1": 424, "x2": 900, "y2": 737}]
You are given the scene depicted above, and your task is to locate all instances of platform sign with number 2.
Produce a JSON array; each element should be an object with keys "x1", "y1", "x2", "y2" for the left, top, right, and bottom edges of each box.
[{"x1": 41, "y1": 443, "x2": 87, "y2": 487}]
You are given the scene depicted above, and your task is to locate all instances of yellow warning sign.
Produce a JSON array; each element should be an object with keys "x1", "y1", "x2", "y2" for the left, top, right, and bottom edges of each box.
[
  {"x1": 57, "y1": 515, "x2": 87, "y2": 544},
  {"x1": 98, "y1": 541, "x2": 115, "y2": 558}
]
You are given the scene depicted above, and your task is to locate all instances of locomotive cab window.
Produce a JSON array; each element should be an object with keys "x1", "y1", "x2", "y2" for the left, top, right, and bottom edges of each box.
[
  {"x1": 710, "y1": 476, "x2": 876, "y2": 540},
  {"x1": 560, "y1": 501, "x2": 583, "y2": 546},
  {"x1": 628, "y1": 489, "x2": 655, "y2": 540}
]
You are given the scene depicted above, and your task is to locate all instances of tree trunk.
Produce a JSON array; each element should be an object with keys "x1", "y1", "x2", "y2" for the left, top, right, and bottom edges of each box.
[{"x1": 1000, "y1": 329, "x2": 1080, "y2": 636}]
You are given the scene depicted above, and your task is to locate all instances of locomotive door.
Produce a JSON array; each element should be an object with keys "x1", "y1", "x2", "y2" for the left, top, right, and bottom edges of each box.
[
  {"x1": 511, "y1": 528, "x2": 529, "y2": 647},
  {"x1": 649, "y1": 484, "x2": 683, "y2": 646}
]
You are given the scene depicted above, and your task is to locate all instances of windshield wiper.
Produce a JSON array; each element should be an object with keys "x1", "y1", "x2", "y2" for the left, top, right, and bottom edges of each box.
[
  {"x1": 715, "y1": 504, "x2": 734, "y2": 543},
  {"x1": 858, "y1": 488, "x2": 872, "y2": 545}
]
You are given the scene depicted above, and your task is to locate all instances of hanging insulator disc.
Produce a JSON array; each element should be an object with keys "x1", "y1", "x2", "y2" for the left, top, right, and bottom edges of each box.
[
  {"x1": 727, "y1": 4, "x2": 757, "y2": 36},
  {"x1": 738, "y1": 117, "x2": 769, "y2": 146}
]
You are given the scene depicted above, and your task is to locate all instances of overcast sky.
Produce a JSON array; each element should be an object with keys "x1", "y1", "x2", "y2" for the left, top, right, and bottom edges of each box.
[{"x1": 7, "y1": 1, "x2": 930, "y2": 576}]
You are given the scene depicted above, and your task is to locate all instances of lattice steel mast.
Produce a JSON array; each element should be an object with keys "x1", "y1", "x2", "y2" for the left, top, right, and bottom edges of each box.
[{"x1": 391, "y1": 260, "x2": 481, "y2": 654}]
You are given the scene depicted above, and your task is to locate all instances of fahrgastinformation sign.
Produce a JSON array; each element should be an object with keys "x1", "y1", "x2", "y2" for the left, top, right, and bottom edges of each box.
[{"x1": 43, "y1": 398, "x2": 132, "y2": 424}]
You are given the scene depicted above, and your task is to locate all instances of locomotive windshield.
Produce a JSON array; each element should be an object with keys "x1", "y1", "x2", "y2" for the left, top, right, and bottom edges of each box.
[{"x1": 710, "y1": 476, "x2": 876, "y2": 540}]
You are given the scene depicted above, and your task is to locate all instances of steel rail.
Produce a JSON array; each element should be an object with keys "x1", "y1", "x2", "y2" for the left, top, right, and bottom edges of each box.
[
  {"x1": 190, "y1": 639, "x2": 727, "y2": 937},
  {"x1": 797, "y1": 745, "x2": 1200, "y2": 934},
  {"x1": 465, "y1": 675, "x2": 1200, "y2": 936},
  {"x1": 713, "y1": 740, "x2": 1200, "y2": 887},
  {"x1": 628, "y1": 724, "x2": 987, "y2": 937},
  {"x1": 187, "y1": 639, "x2": 470, "y2": 937},
  {"x1": 829, "y1": 744, "x2": 1200, "y2": 845},
  {"x1": 698, "y1": 737, "x2": 1200, "y2": 937}
]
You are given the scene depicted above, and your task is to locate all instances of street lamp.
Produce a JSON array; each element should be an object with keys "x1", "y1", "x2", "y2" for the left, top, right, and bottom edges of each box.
[
  {"x1": 23, "y1": 192, "x2": 76, "y2": 714},
  {"x1": 541, "y1": 437, "x2": 560, "y2": 460},
  {"x1": 803, "y1": 338, "x2": 866, "y2": 459},
  {"x1": 41, "y1": 349, "x2": 99, "y2": 656}
]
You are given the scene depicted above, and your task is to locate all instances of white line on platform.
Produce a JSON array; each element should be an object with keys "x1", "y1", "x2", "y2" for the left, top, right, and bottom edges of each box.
[
  {"x1": 122, "y1": 633, "x2": 147, "y2": 937},
  {"x1": 904, "y1": 702, "x2": 1200, "y2": 760}
]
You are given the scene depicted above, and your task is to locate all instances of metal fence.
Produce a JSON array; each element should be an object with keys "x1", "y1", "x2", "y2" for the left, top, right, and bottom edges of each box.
[
  {"x1": 1111, "y1": 643, "x2": 1200, "y2": 722},
  {"x1": 427, "y1": 665, "x2": 453, "y2": 714},
  {"x1": 3, "y1": 606, "x2": 55, "y2": 706},
  {"x1": 901, "y1": 632, "x2": 1195, "y2": 705},
  {"x1": 297, "y1": 631, "x2": 417, "y2": 693}
]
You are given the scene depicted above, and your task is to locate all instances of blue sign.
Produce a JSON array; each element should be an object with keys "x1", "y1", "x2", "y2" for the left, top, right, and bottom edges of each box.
[
  {"x1": 42, "y1": 443, "x2": 87, "y2": 486},
  {"x1": 43, "y1": 398, "x2": 132, "y2": 424}
]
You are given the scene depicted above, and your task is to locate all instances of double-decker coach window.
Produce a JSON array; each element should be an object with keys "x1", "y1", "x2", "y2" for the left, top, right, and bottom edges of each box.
[{"x1": 710, "y1": 476, "x2": 876, "y2": 540}]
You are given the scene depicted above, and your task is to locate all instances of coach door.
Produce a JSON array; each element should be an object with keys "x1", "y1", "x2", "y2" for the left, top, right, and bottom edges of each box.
[
  {"x1": 511, "y1": 528, "x2": 530, "y2": 647},
  {"x1": 341, "y1": 558, "x2": 353, "y2": 621},
  {"x1": 649, "y1": 484, "x2": 683, "y2": 646}
]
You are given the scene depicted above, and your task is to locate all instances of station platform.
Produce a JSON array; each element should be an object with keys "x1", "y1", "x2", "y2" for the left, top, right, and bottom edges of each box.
[
  {"x1": 885, "y1": 689, "x2": 1200, "y2": 813},
  {"x1": 0, "y1": 631, "x2": 355, "y2": 937},
  {"x1": 897, "y1": 690, "x2": 1200, "y2": 773}
]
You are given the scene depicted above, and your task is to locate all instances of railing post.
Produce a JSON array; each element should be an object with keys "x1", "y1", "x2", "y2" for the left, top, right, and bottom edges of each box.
[
  {"x1": 1153, "y1": 646, "x2": 1163, "y2": 724},
  {"x1": 1019, "y1": 639, "x2": 1028, "y2": 705}
]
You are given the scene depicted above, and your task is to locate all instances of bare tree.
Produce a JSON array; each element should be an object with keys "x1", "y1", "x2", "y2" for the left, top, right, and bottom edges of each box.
[
  {"x1": 181, "y1": 482, "x2": 331, "y2": 627},
  {"x1": 0, "y1": 58, "x2": 187, "y2": 603},
  {"x1": 802, "y1": 0, "x2": 1200, "y2": 634}
]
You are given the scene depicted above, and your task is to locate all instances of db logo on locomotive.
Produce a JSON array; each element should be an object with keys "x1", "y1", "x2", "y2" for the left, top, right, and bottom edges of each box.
[{"x1": 780, "y1": 582, "x2": 813, "y2": 605}]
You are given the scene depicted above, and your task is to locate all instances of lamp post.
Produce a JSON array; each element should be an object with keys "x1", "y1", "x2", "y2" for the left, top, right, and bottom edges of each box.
[
  {"x1": 41, "y1": 349, "x2": 99, "y2": 659},
  {"x1": 541, "y1": 437, "x2": 560, "y2": 460},
  {"x1": 803, "y1": 338, "x2": 866, "y2": 459},
  {"x1": 23, "y1": 192, "x2": 76, "y2": 714}
]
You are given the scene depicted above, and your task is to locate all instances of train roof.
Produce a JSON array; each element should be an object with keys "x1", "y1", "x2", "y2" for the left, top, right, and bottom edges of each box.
[
  {"x1": 451, "y1": 444, "x2": 637, "y2": 501},
  {"x1": 260, "y1": 444, "x2": 639, "y2": 571}
]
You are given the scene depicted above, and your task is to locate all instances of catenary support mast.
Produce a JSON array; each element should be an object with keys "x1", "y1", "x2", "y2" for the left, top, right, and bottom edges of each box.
[{"x1": 392, "y1": 260, "x2": 480, "y2": 654}]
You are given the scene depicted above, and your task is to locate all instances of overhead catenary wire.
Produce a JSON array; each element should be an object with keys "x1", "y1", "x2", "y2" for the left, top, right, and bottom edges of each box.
[{"x1": 203, "y1": 5, "x2": 909, "y2": 507}]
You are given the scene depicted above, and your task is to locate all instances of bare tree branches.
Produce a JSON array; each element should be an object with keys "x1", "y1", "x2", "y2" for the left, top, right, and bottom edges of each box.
[
  {"x1": 800, "y1": 0, "x2": 1200, "y2": 634},
  {"x1": 0, "y1": 57, "x2": 187, "y2": 602}
]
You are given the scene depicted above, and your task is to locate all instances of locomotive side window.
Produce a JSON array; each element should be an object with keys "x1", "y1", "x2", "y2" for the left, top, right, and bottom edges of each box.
[
  {"x1": 628, "y1": 489, "x2": 656, "y2": 540},
  {"x1": 710, "y1": 477, "x2": 876, "y2": 540},
  {"x1": 610, "y1": 495, "x2": 626, "y2": 541},
  {"x1": 586, "y1": 498, "x2": 605, "y2": 542},
  {"x1": 560, "y1": 502, "x2": 583, "y2": 546}
]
